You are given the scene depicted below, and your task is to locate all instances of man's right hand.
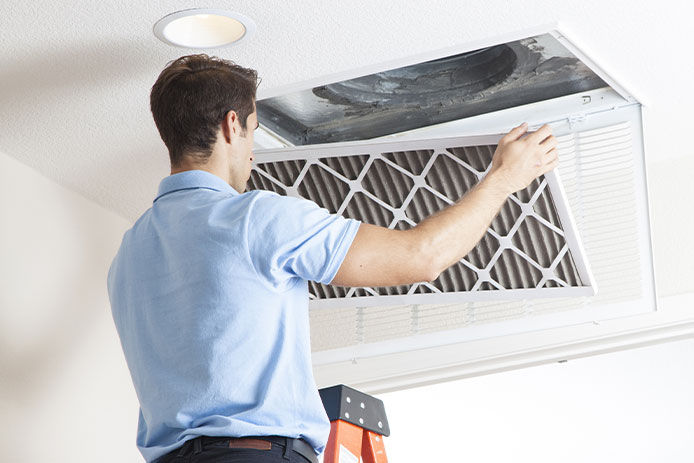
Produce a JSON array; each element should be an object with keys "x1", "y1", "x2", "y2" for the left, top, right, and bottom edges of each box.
[{"x1": 485, "y1": 123, "x2": 559, "y2": 195}]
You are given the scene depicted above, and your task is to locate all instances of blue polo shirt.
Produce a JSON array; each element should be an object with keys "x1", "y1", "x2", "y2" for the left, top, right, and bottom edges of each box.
[{"x1": 107, "y1": 170, "x2": 360, "y2": 463}]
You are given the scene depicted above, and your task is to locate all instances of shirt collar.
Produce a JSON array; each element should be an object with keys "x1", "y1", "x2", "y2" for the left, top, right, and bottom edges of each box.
[{"x1": 154, "y1": 170, "x2": 240, "y2": 203}]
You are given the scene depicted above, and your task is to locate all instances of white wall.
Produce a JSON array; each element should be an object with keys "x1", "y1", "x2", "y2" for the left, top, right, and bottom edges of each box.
[
  {"x1": 0, "y1": 150, "x2": 140, "y2": 462},
  {"x1": 379, "y1": 336, "x2": 694, "y2": 462}
]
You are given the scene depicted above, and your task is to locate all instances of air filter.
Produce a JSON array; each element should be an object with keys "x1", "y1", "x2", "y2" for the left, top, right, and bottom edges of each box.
[{"x1": 248, "y1": 133, "x2": 596, "y2": 308}]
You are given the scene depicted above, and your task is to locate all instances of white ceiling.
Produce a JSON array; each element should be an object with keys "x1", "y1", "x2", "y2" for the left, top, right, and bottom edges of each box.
[{"x1": 1, "y1": 0, "x2": 692, "y2": 295}]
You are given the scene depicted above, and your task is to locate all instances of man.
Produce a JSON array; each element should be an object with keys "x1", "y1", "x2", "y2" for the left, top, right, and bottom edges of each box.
[{"x1": 107, "y1": 54, "x2": 558, "y2": 463}]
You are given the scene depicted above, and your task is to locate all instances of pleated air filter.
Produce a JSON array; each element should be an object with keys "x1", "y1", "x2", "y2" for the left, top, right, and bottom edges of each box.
[{"x1": 248, "y1": 133, "x2": 596, "y2": 308}]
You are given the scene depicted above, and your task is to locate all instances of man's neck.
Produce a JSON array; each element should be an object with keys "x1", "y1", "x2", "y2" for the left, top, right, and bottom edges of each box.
[{"x1": 171, "y1": 157, "x2": 230, "y2": 185}]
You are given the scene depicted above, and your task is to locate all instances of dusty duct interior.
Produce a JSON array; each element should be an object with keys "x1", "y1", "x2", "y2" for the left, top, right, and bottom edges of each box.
[
  {"x1": 257, "y1": 33, "x2": 608, "y2": 145},
  {"x1": 248, "y1": 143, "x2": 583, "y2": 301}
]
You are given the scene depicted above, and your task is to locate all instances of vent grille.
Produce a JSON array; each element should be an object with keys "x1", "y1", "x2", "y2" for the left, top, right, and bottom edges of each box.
[{"x1": 249, "y1": 135, "x2": 593, "y2": 308}]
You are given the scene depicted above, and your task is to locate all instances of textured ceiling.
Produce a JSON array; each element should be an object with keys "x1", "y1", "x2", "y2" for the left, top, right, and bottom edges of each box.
[{"x1": 1, "y1": 0, "x2": 692, "y2": 295}]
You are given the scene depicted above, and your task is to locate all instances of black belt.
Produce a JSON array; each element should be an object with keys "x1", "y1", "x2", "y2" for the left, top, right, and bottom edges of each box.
[
  {"x1": 166, "y1": 435, "x2": 318, "y2": 463},
  {"x1": 256, "y1": 436, "x2": 317, "y2": 463}
]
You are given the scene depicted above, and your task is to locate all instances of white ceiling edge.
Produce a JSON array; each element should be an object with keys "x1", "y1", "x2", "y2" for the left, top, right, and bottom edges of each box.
[
  {"x1": 313, "y1": 291, "x2": 694, "y2": 393},
  {"x1": 644, "y1": 154, "x2": 694, "y2": 296},
  {"x1": 552, "y1": 22, "x2": 645, "y2": 106}
]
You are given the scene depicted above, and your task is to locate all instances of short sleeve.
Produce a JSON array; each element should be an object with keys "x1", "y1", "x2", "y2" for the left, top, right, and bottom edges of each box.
[{"x1": 246, "y1": 192, "x2": 361, "y2": 289}]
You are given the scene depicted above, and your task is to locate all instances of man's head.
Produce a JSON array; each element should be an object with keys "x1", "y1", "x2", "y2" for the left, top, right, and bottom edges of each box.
[{"x1": 150, "y1": 54, "x2": 260, "y2": 190}]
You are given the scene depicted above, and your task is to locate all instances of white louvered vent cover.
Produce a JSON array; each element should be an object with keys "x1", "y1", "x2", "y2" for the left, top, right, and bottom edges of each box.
[{"x1": 249, "y1": 134, "x2": 596, "y2": 309}]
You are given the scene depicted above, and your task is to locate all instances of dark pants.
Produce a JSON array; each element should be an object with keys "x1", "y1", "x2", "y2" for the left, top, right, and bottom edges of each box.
[{"x1": 155, "y1": 436, "x2": 316, "y2": 463}]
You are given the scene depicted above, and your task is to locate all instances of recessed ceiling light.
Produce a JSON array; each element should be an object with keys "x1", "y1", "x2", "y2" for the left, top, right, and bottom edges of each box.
[{"x1": 153, "y1": 8, "x2": 256, "y2": 48}]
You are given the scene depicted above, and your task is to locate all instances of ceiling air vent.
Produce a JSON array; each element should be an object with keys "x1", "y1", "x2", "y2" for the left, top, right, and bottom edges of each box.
[
  {"x1": 248, "y1": 134, "x2": 596, "y2": 308},
  {"x1": 252, "y1": 25, "x2": 656, "y2": 368}
]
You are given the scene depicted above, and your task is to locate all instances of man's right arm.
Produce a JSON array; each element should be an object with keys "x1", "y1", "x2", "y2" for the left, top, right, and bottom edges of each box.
[{"x1": 329, "y1": 122, "x2": 559, "y2": 288}]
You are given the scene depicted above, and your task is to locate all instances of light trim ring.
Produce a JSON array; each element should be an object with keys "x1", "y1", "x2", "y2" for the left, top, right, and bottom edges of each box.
[{"x1": 153, "y1": 8, "x2": 256, "y2": 49}]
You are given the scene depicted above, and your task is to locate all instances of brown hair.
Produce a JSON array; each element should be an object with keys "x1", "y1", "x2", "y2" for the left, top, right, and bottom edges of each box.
[{"x1": 150, "y1": 54, "x2": 259, "y2": 167}]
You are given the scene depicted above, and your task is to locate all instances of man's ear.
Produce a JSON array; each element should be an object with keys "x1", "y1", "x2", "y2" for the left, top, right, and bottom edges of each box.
[{"x1": 221, "y1": 110, "x2": 238, "y2": 144}]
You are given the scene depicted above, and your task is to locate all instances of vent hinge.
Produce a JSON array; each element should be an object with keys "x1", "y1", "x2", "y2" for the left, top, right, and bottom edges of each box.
[{"x1": 567, "y1": 112, "x2": 587, "y2": 129}]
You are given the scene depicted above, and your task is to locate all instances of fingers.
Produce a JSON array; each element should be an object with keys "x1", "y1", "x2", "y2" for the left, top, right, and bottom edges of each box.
[
  {"x1": 541, "y1": 149, "x2": 559, "y2": 174},
  {"x1": 545, "y1": 147, "x2": 558, "y2": 162},
  {"x1": 501, "y1": 122, "x2": 528, "y2": 143},
  {"x1": 543, "y1": 157, "x2": 559, "y2": 174},
  {"x1": 527, "y1": 124, "x2": 552, "y2": 143},
  {"x1": 540, "y1": 134, "x2": 558, "y2": 153}
]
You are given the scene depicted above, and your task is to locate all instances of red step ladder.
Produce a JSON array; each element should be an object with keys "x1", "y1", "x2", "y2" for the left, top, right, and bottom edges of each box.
[{"x1": 319, "y1": 385, "x2": 390, "y2": 463}]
